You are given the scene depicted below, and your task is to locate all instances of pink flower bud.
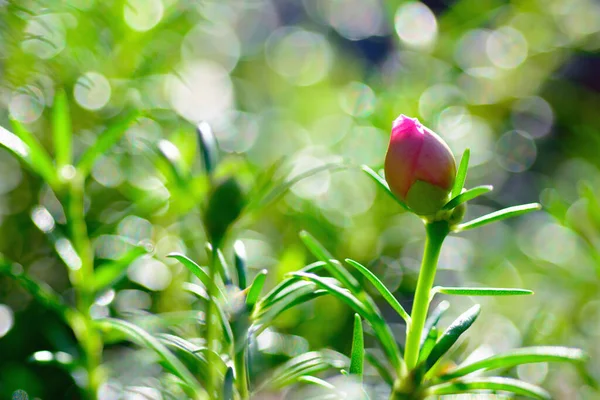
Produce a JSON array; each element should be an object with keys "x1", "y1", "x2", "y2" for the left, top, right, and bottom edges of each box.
[{"x1": 384, "y1": 115, "x2": 456, "y2": 215}]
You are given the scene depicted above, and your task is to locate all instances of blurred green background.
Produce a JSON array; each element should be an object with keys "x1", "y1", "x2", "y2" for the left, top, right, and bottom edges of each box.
[{"x1": 0, "y1": 0, "x2": 599, "y2": 398}]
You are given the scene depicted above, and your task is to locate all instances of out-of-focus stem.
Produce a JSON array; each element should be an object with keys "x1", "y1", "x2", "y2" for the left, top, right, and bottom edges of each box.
[{"x1": 205, "y1": 247, "x2": 218, "y2": 398}]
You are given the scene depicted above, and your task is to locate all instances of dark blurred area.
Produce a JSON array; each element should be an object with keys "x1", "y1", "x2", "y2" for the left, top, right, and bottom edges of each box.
[{"x1": 0, "y1": 0, "x2": 599, "y2": 399}]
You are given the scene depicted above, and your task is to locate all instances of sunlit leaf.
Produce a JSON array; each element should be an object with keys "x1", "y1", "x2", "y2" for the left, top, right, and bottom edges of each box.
[
  {"x1": 420, "y1": 305, "x2": 481, "y2": 378},
  {"x1": 451, "y1": 148, "x2": 470, "y2": 198},
  {"x1": 361, "y1": 165, "x2": 410, "y2": 211},
  {"x1": 197, "y1": 121, "x2": 219, "y2": 175},
  {"x1": 349, "y1": 314, "x2": 364, "y2": 380},
  {"x1": 299, "y1": 231, "x2": 360, "y2": 293},
  {"x1": 168, "y1": 253, "x2": 225, "y2": 300},
  {"x1": 426, "y1": 377, "x2": 550, "y2": 400},
  {"x1": 443, "y1": 185, "x2": 492, "y2": 210},
  {"x1": 455, "y1": 203, "x2": 541, "y2": 232},
  {"x1": 95, "y1": 318, "x2": 203, "y2": 394},
  {"x1": 246, "y1": 269, "x2": 267, "y2": 307},
  {"x1": 421, "y1": 300, "x2": 449, "y2": 348},
  {"x1": 345, "y1": 258, "x2": 410, "y2": 323},
  {"x1": 233, "y1": 240, "x2": 247, "y2": 289},
  {"x1": 432, "y1": 286, "x2": 533, "y2": 298},
  {"x1": 439, "y1": 346, "x2": 587, "y2": 381}
]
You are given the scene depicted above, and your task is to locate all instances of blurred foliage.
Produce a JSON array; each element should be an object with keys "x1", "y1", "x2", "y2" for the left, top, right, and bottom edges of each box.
[{"x1": 0, "y1": 0, "x2": 599, "y2": 398}]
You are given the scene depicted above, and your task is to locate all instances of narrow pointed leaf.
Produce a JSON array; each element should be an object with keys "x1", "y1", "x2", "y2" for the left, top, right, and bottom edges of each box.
[
  {"x1": 223, "y1": 367, "x2": 234, "y2": 400},
  {"x1": 443, "y1": 185, "x2": 492, "y2": 210},
  {"x1": 345, "y1": 258, "x2": 410, "y2": 323},
  {"x1": 299, "y1": 231, "x2": 360, "y2": 293},
  {"x1": 433, "y1": 286, "x2": 533, "y2": 297},
  {"x1": 421, "y1": 300, "x2": 450, "y2": 348},
  {"x1": 426, "y1": 377, "x2": 550, "y2": 400},
  {"x1": 361, "y1": 165, "x2": 409, "y2": 211},
  {"x1": 77, "y1": 111, "x2": 139, "y2": 176},
  {"x1": 349, "y1": 314, "x2": 364, "y2": 379},
  {"x1": 233, "y1": 240, "x2": 247, "y2": 289},
  {"x1": 455, "y1": 203, "x2": 541, "y2": 232},
  {"x1": 156, "y1": 139, "x2": 187, "y2": 185},
  {"x1": 1, "y1": 123, "x2": 58, "y2": 188},
  {"x1": 440, "y1": 346, "x2": 587, "y2": 381},
  {"x1": 451, "y1": 148, "x2": 470, "y2": 198},
  {"x1": 298, "y1": 376, "x2": 336, "y2": 390},
  {"x1": 365, "y1": 351, "x2": 394, "y2": 386},
  {"x1": 421, "y1": 305, "x2": 481, "y2": 375},
  {"x1": 95, "y1": 318, "x2": 203, "y2": 393},
  {"x1": 197, "y1": 121, "x2": 218, "y2": 175},
  {"x1": 168, "y1": 253, "x2": 225, "y2": 300},
  {"x1": 246, "y1": 269, "x2": 267, "y2": 307},
  {"x1": 418, "y1": 327, "x2": 439, "y2": 363},
  {"x1": 52, "y1": 89, "x2": 72, "y2": 169}
]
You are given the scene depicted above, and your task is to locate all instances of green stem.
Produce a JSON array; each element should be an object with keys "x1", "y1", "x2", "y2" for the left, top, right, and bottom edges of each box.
[
  {"x1": 205, "y1": 247, "x2": 218, "y2": 399},
  {"x1": 403, "y1": 221, "x2": 449, "y2": 371},
  {"x1": 64, "y1": 173, "x2": 103, "y2": 400},
  {"x1": 234, "y1": 348, "x2": 250, "y2": 399}
]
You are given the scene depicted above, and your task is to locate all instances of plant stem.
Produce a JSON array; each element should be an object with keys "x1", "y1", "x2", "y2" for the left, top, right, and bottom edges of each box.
[
  {"x1": 403, "y1": 220, "x2": 449, "y2": 371},
  {"x1": 205, "y1": 246, "x2": 218, "y2": 399},
  {"x1": 234, "y1": 348, "x2": 250, "y2": 399},
  {"x1": 64, "y1": 173, "x2": 103, "y2": 400}
]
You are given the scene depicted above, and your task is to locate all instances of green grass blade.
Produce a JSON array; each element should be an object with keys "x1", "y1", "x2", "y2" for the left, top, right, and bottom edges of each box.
[
  {"x1": 440, "y1": 346, "x2": 587, "y2": 381},
  {"x1": 345, "y1": 258, "x2": 410, "y2": 323},
  {"x1": 361, "y1": 165, "x2": 410, "y2": 211},
  {"x1": 92, "y1": 245, "x2": 150, "y2": 292},
  {"x1": 421, "y1": 300, "x2": 450, "y2": 348},
  {"x1": 455, "y1": 203, "x2": 541, "y2": 232},
  {"x1": 421, "y1": 305, "x2": 481, "y2": 376},
  {"x1": 426, "y1": 377, "x2": 550, "y2": 400},
  {"x1": 418, "y1": 327, "x2": 439, "y2": 364},
  {"x1": 451, "y1": 148, "x2": 470, "y2": 198},
  {"x1": 52, "y1": 89, "x2": 72, "y2": 169},
  {"x1": 197, "y1": 121, "x2": 219, "y2": 175},
  {"x1": 1, "y1": 123, "x2": 59, "y2": 188},
  {"x1": 433, "y1": 286, "x2": 533, "y2": 297},
  {"x1": 223, "y1": 367, "x2": 234, "y2": 400},
  {"x1": 349, "y1": 314, "x2": 364, "y2": 380},
  {"x1": 299, "y1": 231, "x2": 360, "y2": 293},
  {"x1": 77, "y1": 111, "x2": 139, "y2": 177},
  {"x1": 246, "y1": 269, "x2": 267, "y2": 307},
  {"x1": 168, "y1": 253, "x2": 225, "y2": 300},
  {"x1": 95, "y1": 318, "x2": 203, "y2": 394},
  {"x1": 297, "y1": 376, "x2": 336, "y2": 390},
  {"x1": 443, "y1": 185, "x2": 492, "y2": 210}
]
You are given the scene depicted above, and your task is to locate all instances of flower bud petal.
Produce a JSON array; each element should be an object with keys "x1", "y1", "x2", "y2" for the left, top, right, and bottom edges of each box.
[{"x1": 384, "y1": 115, "x2": 456, "y2": 215}]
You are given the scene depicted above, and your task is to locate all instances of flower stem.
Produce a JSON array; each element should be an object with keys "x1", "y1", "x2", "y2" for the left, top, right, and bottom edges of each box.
[
  {"x1": 403, "y1": 220, "x2": 449, "y2": 371},
  {"x1": 205, "y1": 246, "x2": 218, "y2": 399}
]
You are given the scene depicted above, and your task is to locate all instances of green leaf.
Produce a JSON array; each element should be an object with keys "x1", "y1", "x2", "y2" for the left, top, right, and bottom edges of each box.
[
  {"x1": 349, "y1": 314, "x2": 364, "y2": 379},
  {"x1": 52, "y1": 89, "x2": 72, "y2": 169},
  {"x1": 246, "y1": 269, "x2": 267, "y2": 307},
  {"x1": 297, "y1": 375, "x2": 336, "y2": 390},
  {"x1": 182, "y1": 283, "x2": 234, "y2": 344},
  {"x1": 455, "y1": 203, "x2": 541, "y2": 232},
  {"x1": 426, "y1": 377, "x2": 550, "y2": 400},
  {"x1": 93, "y1": 245, "x2": 149, "y2": 292},
  {"x1": 421, "y1": 305, "x2": 481, "y2": 376},
  {"x1": 1, "y1": 123, "x2": 59, "y2": 188},
  {"x1": 418, "y1": 327, "x2": 439, "y2": 364},
  {"x1": 361, "y1": 165, "x2": 410, "y2": 211},
  {"x1": 156, "y1": 139, "x2": 187, "y2": 186},
  {"x1": 168, "y1": 253, "x2": 225, "y2": 300},
  {"x1": 432, "y1": 286, "x2": 533, "y2": 298},
  {"x1": 223, "y1": 367, "x2": 234, "y2": 400},
  {"x1": 299, "y1": 231, "x2": 360, "y2": 293},
  {"x1": 440, "y1": 346, "x2": 587, "y2": 381},
  {"x1": 197, "y1": 121, "x2": 219, "y2": 175},
  {"x1": 77, "y1": 111, "x2": 139, "y2": 177},
  {"x1": 95, "y1": 318, "x2": 203, "y2": 394},
  {"x1": 451, "y1": 148, "x2": 470, "y2": 199},
  {"x1": 259, "y1": 350, "x2": 348, "y2": 390},
  {"x1": 345, "y1": 258, "x2": 410, "y2": 323},
  {"x1": 233, "y1": 240, "x2": 247, "y2": 289},
  {"x1": 443, "y1": 185, "x2": 493, "y2": 210},
  {"x1": 421, "y1": 300, "x2": 450, "y2": 348}
]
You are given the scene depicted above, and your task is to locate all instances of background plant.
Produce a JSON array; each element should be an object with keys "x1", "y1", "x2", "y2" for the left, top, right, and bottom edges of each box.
[{"x1": 0, "y1": 0, "x2": 599, "y2": 399}]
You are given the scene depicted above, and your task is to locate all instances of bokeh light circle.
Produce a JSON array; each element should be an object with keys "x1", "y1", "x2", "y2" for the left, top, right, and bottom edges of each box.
[
  {"x1": 0, "y1": 304, "x2": 14, "y2": 338},
  {"x1": 511, "y1": 96, "x2": 554, "y2": 138},
  {"x1": 9, "y1": 86, "x2": 45, "y2": 123},
  {"x1": 496, "y1": 130, "x2": 537, "y2": 173},
  {"x1": 325, "y1": 0, "x2": 385, "y2": 40},
  {"x1": 265, "y1": 27, "x2": 332, "y2": 86},
  {"x1": 22, "y1": 14, "x2": 66, "y2": 59},
  {"x1": 486, "y1": 26, "x2": 528, "y2": 69},
  {"x1": 74, "y1": 72, "x2": 112, "y2": 111},
  {"x1": 339, "y1": 81, "x2": 376, "y2": 117},
  {"x1": 124, "y1": 0, "x2": 164, "y2": 32},
  {"x1": 395, "y1": 2, "x2": 438, "y2": 48}
]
